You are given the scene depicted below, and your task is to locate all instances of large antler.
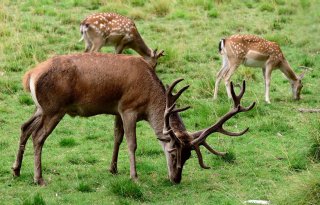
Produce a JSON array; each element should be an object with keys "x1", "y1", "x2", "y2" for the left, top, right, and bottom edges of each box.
[
  {"x1": 191, "y1": 81, "x2": 255, "y2": 168},
  {"x1": 162, "y1": 79, "x2": 190, "y2": 141},
  {"x1": 161, "y1": 79, "x2": 190, "y2": 168}
]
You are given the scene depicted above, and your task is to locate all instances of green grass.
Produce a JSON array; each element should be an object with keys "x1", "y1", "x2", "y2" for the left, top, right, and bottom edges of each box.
[{"x1": 0, "y1": 0, "x2": 320, "y2": 204}]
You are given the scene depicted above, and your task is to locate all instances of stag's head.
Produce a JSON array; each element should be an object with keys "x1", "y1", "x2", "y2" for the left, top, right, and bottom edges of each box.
[{"x1": 160, "y1": 79, "x2": 255, "y2": 184}]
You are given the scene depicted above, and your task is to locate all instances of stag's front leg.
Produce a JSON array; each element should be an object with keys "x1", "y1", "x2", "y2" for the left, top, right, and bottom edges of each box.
[
  {"x1": 121, "y1": 112, "x2": 138, "y2": 180},
  {"x1": 109, "y1": 115, "x2": 124, "y2": 174}
]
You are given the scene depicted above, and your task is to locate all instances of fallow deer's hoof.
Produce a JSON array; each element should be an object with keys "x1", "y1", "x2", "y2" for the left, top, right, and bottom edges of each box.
[
  {"x1": 131, "y1": 176, "x2": 139, "y2": 183},
  {"x1": 34, "y1": 178, "x2": 47, "y2": 186},
  {"x1": 218, "y1": 152, "x2": 227, "y2": 157},
  {"x1": 12, "y1": 167, "x2": 20, "y2": 177}
]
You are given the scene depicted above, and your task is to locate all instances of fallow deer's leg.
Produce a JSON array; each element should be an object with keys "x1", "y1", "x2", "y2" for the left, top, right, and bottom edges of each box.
[
  {"x1": 264, "y1": 64, "x2": 273, "y2": 104},
  {"x1": 115, "y1": 44, "x2": 125, "y2": 54},
  {"x1": 213, "y1": 55, "x2": 229, "y2": 99},
  {"x1": 83, "y1": 35, "x2": 92, "y2": 52},
  {"x1": 224, "y1": 63, "x2": 240, "y2": 99},
  {"x1": 32, "y1": 113, "x2": 64, "y2": 186},
  {"x1": 90, "y1": 37, "x2": 105, "y2": 52},
  {"x1": 109, "y1": 115, "x2": 124, "y2": 174},
  {"x1": 121, "y1": 112, "x2": 138, "y2": 180},
  {"x1": 12, "y1": 109, "x2": 42, "y2": 177},
  {"x1": 115, "y1": 36, "x2": 132, "y2": 54},
  {"x1": 83, "y1": 32, "x2": 92, "y2": 52}
]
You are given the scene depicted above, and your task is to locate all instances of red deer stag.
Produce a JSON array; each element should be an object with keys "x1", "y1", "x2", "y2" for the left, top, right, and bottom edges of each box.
[
  {"x1": 79, "y1": 12, "x2": 164, "y2": 67},
  {"x1": 213, "y1": 34, "x2": 305, "y2": 103},
  {"x1": 12, "y1": 52, "x2": 255, "y2": 185}
]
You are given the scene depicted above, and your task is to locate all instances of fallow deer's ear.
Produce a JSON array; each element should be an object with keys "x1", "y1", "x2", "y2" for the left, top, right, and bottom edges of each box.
[
  {"x1": 157, "y1": 50, "x2": 165, "y2": 58},
  {"x1": 299, "y1": 70, "x2": 306, "y2": 79}
]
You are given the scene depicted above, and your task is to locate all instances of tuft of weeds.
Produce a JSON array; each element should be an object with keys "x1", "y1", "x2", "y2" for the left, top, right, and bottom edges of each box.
[
  {"x1": 0, "y1": 79, "x2": 21, "y2": 94},
  {"x1": 149, "y1": 0, "x2": 171, "y2": 17},
  {"x1": 77, "y1": 182, "x2": 94, "y2": 192},
  {"x1": 310, "y1": 143, "x2": 320, "y2": 162},
  {"x1": 19, "y1": 94, "x2": 33, "y2": 105},
  {"x1": 272, "y1": 166, "x2": 320, "y2": 204},
  {"x1": 222, "y1": 150, "x2": 236, "y2": 163},
  {"x1": 274, "y1": 0, "x2": 286, "y2": 5},
  {"x1": 278, "y1": 7, "x2": 296, "y2": 15},
  {"x1": 260, "y1": 4, "x2": 275, "y2": 12},
  {"x1": 128, "y1": 8, "x2": 147, "y2": 20},
  {"x1": 237, "y1": 67, "x2": 257, "y2": 81},
  {"x1": 265, "y1": 34, "x2": 292, "y2": 46},
  {"x1": 271, "y1": 20, "x2": 282, "y2": 30},
  {"x1": 59, "y1": 138, "x2": 77, "y2": 147},
  {"x1": 130, "y1": 0, "x2": 147, "y2": 7},
  {"x1": 299, "y1": 55, "x2": 315, "y2": 67},
  {"x1": 289, "y1": 154, "x2": 308, "y2": 172},
  {"x1": 208, "y1": 8, "x2": 219, "y2": 18},
  {"x1": 300, "y1": 0, "x2": 311, "y2": 9},
  {"x1": 110, "y1": 178, "x2": 144, "y2": 200},
  {"x1": 23, "y1": 193, "x2": 46, "y2": 205}
]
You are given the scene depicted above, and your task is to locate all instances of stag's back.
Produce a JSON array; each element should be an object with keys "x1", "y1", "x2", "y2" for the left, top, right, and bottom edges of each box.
[{"x1": 24, "y1": 53, "x2": 165, "y2": 117}]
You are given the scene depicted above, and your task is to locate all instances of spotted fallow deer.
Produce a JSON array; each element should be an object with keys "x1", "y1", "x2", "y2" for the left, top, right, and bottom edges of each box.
[
  {"x1": 79, "y1": 12, "x2": 164, "y2": 67},
  {"x1": 12, "y1": 52, "x2": 255, "y2": 186},
  {"x1": 213, "y1": 34, "x2": 305, "y2": 103}
]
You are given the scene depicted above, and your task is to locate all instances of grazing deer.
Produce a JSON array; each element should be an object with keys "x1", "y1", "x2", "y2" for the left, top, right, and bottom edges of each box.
[
  {"x1": 79, "y1": 12, "x2": 164, "y2": 67},
  {"x1": 213, "y1": 34, "x2": 305, "y2": 103},
  {"x1": 12, "y1": 52, "x2": 255, "y2": 185}
]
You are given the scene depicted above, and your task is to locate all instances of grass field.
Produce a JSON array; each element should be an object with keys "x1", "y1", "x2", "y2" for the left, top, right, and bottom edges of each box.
[{"x1": 0, "y1": 0, "x2": 320, "y2": 204}]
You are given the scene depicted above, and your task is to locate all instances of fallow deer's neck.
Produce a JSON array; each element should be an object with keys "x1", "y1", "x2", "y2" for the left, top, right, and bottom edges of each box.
[
  {"x1": 280, "y1": 60, "x2": 299, "y2": 83},
  {"x1": 133, "y1": 33, "x2": 153, "y2": 59}
]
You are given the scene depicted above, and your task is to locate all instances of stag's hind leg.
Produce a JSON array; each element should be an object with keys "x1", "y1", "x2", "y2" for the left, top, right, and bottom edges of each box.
[
  {"x1": 32, "y1": 113, "x2": 64, "y2": 186},
  {"x1": 12, "y1": 109, "x2": 42, "y2": 177},
  {"x1": 109, "y1": 115, "x2": 124, "y2": 174}
]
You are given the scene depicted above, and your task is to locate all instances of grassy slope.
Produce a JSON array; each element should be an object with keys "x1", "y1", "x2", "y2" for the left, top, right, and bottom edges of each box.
[{"x1": 0, "y1": 0, "x2": 319, "y2": 204}]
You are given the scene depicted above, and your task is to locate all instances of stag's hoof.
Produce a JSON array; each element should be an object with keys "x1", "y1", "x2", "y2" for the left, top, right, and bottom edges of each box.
[
  {"x1": 34, "y1": 178, "x2": 46, "y2": 186},
  {"x1": 12, "y1": 167, "x2": 20, "y2": 177},
  {"x1": 109, "y1": 167, "x2": 118, "y2": 175}
]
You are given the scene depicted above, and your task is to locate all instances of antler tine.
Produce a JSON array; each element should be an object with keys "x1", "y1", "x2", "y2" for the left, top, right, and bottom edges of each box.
[
  {"x1": 201, "y1": 141, "x2": 226, "y2": 156},
  {"x1": 166, "y1": 79, "x2": 190, "y2": 106},
  {"x1": 163, "y1": 79, "x2": 190, "y2": 143},
  {"x1": 230, "y1": 80, "x2": 246, "y2": 107},
  {"x1": 194, "y1": 145, "x2": 210, "y2": 169},
  {"x1": 191, "y1": 80, "x2": 255, "y2": 146},
  {"x1": 218, "y1": 127, "x2": 249, "y2": 136},
  {"x1": 166, "y1": 78, "x2": 184, "y2": 96}
]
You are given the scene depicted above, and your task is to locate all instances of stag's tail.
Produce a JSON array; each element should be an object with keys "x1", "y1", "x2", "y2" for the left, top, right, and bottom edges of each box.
[
  {"x1": 22, "y1": 71, "x2": 32, "y2": 92},
  {"x1": 218, "y1": 38, "x2": 225, "y2": 54}
]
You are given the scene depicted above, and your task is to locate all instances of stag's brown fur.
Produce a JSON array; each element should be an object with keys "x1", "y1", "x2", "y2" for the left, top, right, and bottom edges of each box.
[{"x1": 13, "y1": 52, "x2": 254, "y2": 186}]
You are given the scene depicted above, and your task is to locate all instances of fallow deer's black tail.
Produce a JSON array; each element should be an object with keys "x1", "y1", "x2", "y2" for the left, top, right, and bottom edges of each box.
[{"x1": 218, "y1": 38, "x2": 225, "y2": 54}]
